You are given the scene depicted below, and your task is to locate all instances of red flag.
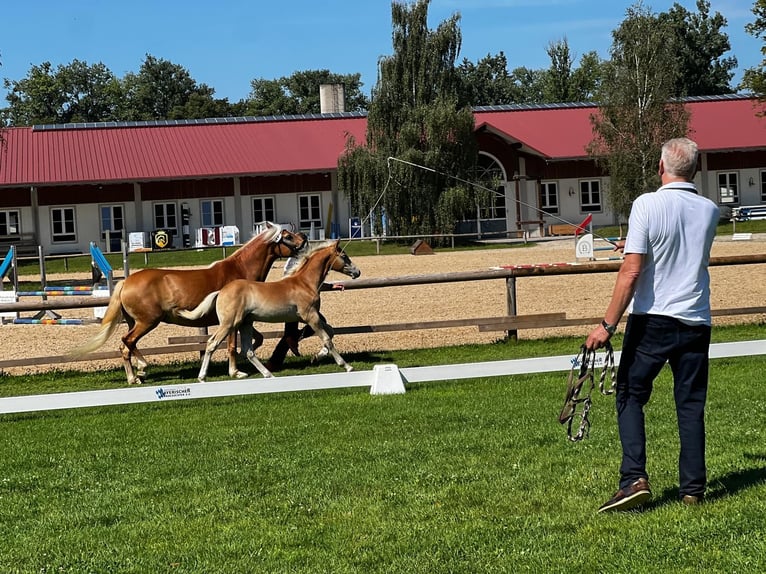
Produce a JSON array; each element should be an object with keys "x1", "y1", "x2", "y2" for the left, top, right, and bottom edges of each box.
[{"x1": 575, "y1": 214, "x2": 592, "y2": 236}]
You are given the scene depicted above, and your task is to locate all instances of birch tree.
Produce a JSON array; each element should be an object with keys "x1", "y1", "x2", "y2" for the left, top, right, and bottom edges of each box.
[{"x1": 588, "y1": 2, "x2": 689, "y2": 221}]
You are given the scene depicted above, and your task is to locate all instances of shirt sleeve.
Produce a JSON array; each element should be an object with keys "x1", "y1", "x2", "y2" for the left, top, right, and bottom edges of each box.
[{"x1": 623, "y1": 195, "x2": 649, "y2": 255}]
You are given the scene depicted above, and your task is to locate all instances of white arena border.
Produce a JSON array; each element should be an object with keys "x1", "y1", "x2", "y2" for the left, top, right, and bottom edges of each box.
[{"x1": 1, "y1": 340, "x2": 764, "y2": 415}]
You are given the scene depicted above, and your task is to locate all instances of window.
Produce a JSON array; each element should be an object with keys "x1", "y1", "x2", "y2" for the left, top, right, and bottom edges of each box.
[
  {"x1": 472, "y1": 153, "x2": 507, "y2": 220},
  {"x1": 579, "y1": 180, "x2": 602, "y2": 212},
  {"x1": 718, "y1": 172, "x2": 739, "y2": 204},
  {"x1": 253, "y1": 196, "x2": 275, "y2": 225},
  {"x1": 200, "y1": 199, "x2": 224, "y2": 227},
  {"x1": 154, "y1": 202, "x2": 178, "y2": 231},
  {"x1": 0, "y1": 210, "x2": 20, "y2": 238},
  {"x1": 51, "y1": 207, "x2": 76, "y2": 243},
  {"x1": 760, "y1": 171, "x2": 766, "y2": 202},
  {"x1": 540, "y1": 182, "x2": 559, "y2": 215},
  {"x1": 100, "y1": 205, "x2": 124, "y2": 252},
  {"x1": 298, "y1": 194, "x2": 322, "y2": 229}
]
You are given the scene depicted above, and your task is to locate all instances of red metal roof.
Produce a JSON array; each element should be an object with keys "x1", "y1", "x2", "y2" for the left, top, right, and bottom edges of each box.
[
  {"x1": 0, "y1": 115, "x2": 369, "y2": 186},
  {"x1": 474, "y1": 96, "x2": 766, "y2": 160},
  {"x1": 1, "y1": 96, "x2": 764, "y2": 187}
]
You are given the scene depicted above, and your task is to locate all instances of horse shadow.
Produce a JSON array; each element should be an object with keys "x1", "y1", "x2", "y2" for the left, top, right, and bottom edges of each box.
[{"x1": 648, "y1": 453, "x2": 766, "y2": 509}]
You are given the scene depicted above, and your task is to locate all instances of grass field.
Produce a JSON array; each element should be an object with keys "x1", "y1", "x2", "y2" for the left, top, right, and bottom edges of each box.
[{"x1": 1, "y1": 327, "x2": 765, "y2": 573}]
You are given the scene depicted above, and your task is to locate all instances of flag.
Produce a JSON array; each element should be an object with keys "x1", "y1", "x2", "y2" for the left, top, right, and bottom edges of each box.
[{"x1": 575, "y1": 214, "x2": 593, "y2": 236}]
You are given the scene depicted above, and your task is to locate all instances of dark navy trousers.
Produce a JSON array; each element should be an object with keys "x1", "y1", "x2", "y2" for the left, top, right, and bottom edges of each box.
[{"x1": 616, "y1": 314, "x2": 710, "y2": 497}]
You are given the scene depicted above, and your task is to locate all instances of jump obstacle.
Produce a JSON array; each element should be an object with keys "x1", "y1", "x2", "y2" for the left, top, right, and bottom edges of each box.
[{"x1": 0, "y1": 242, "x2": 113, "y2": 325}]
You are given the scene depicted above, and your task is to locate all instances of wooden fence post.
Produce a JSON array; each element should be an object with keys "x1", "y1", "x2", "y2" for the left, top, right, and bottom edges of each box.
[{"x1": 505, "y1": 276, "x2": 517, "y2": 341}]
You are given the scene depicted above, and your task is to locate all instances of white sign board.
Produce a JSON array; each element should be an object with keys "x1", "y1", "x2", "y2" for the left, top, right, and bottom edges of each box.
[
  {"x1": 0, "y1": 290, "x2": 17, "y2": 319},
  {"x1": 92, "y1": 287, "x2": 111, "y2": 319}
]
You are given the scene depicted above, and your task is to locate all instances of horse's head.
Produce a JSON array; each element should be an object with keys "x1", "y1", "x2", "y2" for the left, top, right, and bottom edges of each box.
[
  {"x1": 275, "y1": 228, "x2": 309, "y2": 258},
  {"x1": 330, "y1": 242, "x2": 361, "y2": 279}
]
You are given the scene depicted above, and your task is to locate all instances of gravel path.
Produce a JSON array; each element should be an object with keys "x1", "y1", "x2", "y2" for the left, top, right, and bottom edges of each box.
[{"x1": 2, "y1": 237, "x2": 764, "y2": 376}]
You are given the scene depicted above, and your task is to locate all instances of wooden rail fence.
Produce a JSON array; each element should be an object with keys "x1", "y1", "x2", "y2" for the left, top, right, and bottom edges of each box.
[{"x1": 1, "y1": 253, "x2": 765, "y2": 371}]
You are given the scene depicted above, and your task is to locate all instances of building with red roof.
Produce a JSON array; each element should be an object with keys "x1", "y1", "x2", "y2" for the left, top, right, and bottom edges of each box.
[{"x1": 0, "y1": 94, "x2": 764, "y2": 255}]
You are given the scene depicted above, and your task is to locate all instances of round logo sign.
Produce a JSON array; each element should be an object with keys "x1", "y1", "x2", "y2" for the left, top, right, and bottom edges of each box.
[{"x1": 154, "y1": 230, "x2": 169, "y2": 249}]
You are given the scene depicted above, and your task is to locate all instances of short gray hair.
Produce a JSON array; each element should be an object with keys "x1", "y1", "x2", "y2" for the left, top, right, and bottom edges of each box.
[{"x1": 661, "y1": 138, "x2": 698, "y2": 180}]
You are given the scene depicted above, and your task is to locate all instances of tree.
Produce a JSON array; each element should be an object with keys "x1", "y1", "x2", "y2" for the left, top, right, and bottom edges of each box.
[
  {"x1": 588, "y1": 2, "x2": 689, "y2": 221},
  {"x1": 742, "y1": 0, "x2": 766, "y2": 98},
  {"x1": 660, "y1": 0, "x2": 736, "y2": 96},
  {"x1": 338, "y1": 0, "x2": 477, "y2": 238},
  {"x1": 244, "y1": 70, "x2": 369, "y2": 116},
  {"x1": 541, "y1": 39, "x2": 604, "y2": 102},
  {"x1": 456, "y1": 52, "x2": 519, "y2": 106},
  {"x1": 120, "y1": 54, "x2": 229, "y2": 121},
  {"x1": 2, "y1": 60, "x2": 123, "y2": 125}
]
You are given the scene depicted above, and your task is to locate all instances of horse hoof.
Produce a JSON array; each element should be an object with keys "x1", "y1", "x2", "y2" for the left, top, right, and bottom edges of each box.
[
  {"x1": 345, "y1": 365, "x2": 354, "y2": 372},
  {"x1": 234, "y1": 371, "x2": 248, "y2": 379}
]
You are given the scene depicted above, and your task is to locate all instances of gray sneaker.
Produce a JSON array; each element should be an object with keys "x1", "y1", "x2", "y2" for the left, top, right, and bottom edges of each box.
[{"x1": 598, "y1": 478, "x2": 652, "y2": 513}]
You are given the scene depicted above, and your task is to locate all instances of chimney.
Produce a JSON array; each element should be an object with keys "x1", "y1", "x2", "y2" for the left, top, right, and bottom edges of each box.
[{"x1": 319, "y1": 84, "x2": 345, "y2": 114}]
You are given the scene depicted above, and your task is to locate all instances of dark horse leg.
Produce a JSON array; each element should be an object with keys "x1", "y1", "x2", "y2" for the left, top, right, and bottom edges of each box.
[{"x1": 265, "y1": 321, "x2": 302, "y2": 371}]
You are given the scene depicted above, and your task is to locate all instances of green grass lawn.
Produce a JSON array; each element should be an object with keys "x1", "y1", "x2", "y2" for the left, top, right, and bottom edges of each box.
[{"x1": 1, "y1": 326, "x2": 764, "y2": 573}]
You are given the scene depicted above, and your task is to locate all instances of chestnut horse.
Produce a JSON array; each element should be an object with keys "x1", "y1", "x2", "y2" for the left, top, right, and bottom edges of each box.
[
  {"x1": 178, "y1": 240, "x2": 360, "y2": 382},
  {"x1": 70, "y1": 222, "x2": 307, "y2": 384}
]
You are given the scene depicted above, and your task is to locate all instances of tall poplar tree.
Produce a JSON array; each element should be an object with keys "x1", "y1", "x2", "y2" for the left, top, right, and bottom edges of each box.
[
  {"x1": 588, "y1": 2, "x2": 689, "y2": 221},
  {"x1": 337, "y1": 0, "x2": 477, "y2": 238}
]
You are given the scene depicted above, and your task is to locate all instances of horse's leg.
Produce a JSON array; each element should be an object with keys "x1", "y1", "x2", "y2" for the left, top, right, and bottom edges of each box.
[
  {"x1": 305, "y1": 314, "x2": 353, "y2": 372},
  {"x1": 120, "y1": 319, "x2": 158, "y2": 384},
  {"x1": 227, "y1": 330, "x2": 249, "y2": 379},
  {"x1": 198, "y1": 324, "x2": 231, "y2": 382},
  {"x1": 243, "y1": 326, "x2": 273, "y2": 378}
]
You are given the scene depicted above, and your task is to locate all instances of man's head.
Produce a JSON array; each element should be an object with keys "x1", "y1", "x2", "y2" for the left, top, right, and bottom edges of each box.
[{"x1": 659, "y1": 138, "x2": 699, "y2": 182}]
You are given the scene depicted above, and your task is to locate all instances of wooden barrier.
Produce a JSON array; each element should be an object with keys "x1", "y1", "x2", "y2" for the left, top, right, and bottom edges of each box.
[{"x1": 548, "y1": 224, "x2": 579, "y2": 236}]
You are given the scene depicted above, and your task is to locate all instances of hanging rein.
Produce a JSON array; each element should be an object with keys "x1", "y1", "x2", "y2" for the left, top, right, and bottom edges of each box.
[{"x1": 558, "y1": 342, "x2": 616, "y2": 442}]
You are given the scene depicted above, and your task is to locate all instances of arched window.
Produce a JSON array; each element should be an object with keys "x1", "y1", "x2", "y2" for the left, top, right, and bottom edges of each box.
[{"x1": 471, "y1": 154, "x2": 506, "y2": 220}]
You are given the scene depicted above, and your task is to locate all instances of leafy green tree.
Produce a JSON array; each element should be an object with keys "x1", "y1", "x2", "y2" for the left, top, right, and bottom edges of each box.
[
  {"x1": 660, "y1": 0, "x2": 736, "y2": 96},
  {"x1": 541, "y1": 39, "x2": 604, "y2": 102},
  {"x1": 2, "y1": 60, "x2": 123, "y2": 125},
  {"x1": 742, "y1": 0, "x2": 766, "y2": 98},
  {"x1": 120, "y1": 54, "x2": 230, "y2": 120},
  {"x1": 588, "y1": 2, "x2": 689, "y2": 221},
  {"x1": 338, "y1": 0, "x2": 477, "y2": 238},
  {"x1": 456, "y1": 52, "x2": 519, "y2": 106},
  {"x1": 244, "y1": 70, "x2": 368, "y2": 116}
]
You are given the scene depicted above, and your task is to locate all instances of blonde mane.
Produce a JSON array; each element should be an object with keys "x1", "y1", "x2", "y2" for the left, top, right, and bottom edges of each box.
[{"x1": 284, "y1": 240, "x2": 337, "y2": 276}]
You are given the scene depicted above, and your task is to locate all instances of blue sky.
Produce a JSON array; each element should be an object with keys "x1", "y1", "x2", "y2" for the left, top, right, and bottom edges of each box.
[{"x1": 0, "y1": 0, "x2": 761, "y2": 103}]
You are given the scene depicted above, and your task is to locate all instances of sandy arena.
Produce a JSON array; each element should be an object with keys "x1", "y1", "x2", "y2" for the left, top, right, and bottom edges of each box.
[{"x1": 2, "y1": 237, "x2": 765, "y2": 376}]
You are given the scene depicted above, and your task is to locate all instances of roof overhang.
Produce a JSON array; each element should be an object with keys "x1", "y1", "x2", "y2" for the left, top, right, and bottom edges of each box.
[{"x1": 474, "y1": 122, "x2": 552, "y2": 159}]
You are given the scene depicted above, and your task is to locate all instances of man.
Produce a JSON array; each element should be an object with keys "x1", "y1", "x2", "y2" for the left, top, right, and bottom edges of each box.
[{"x1": 585, "y1": 137, "x2": 720, "y2": 513}]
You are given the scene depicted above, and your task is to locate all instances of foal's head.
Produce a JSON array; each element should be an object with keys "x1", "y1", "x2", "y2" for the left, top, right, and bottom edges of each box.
[
  {"x1": 330, "y1": 246, "x2": 361, "y2": 279},
  {"x1": 287, "y1": 240, "x2": 361, "y2": 279}
]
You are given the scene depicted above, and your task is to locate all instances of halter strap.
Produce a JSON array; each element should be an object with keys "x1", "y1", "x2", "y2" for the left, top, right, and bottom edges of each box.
[{"x1": 559, "y1": 341, "x2": 616, "y2": 442}]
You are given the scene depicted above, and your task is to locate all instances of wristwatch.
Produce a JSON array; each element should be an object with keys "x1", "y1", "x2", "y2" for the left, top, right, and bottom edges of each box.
[{"x1": 601, "y1": 319, "x2": 617, "y2": 336}]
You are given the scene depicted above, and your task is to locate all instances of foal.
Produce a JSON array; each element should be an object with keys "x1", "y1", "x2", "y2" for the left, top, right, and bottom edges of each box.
[{"x1": 178, "y1": 240, "x2": 360, "y2": 381}]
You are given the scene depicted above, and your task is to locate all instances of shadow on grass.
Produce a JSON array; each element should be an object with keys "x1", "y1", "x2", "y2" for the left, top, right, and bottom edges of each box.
[{"x1": 649, "y1": 456, "x2": 766, "y2": 509}]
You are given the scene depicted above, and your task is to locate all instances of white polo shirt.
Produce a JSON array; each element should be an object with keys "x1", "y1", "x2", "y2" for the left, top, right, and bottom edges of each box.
[{"x1": 623, "y1": 182, "x2": 720, "y2": 325}]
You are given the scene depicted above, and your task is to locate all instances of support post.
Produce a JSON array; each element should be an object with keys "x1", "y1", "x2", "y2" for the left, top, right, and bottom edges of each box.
[{"x1": 505, "y1": 276, "x2": 517, "y2": 341}]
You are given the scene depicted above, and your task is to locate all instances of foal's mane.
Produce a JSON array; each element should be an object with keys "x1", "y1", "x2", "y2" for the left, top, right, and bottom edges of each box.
[{"x1": 285, "y1": 240, "x2": 338, "y2": 276}]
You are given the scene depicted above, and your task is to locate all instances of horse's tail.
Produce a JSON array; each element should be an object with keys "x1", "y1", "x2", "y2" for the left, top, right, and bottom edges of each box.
[
  {"x1": 68, "y1": 281, "x2": 125, "y2": 357},
  {"x1": 176, "y1": 291, "x2": 219, "y2": 321}
]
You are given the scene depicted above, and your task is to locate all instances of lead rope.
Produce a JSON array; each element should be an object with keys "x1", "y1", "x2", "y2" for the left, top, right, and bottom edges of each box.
[{"x1": 558, "y1": 341, "x2": 616, "y2": 442}]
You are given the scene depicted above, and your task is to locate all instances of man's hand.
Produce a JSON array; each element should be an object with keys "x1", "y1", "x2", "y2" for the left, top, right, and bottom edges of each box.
[{"x1": 585, "y1": 324, "x2": 610, "y2": 351}]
